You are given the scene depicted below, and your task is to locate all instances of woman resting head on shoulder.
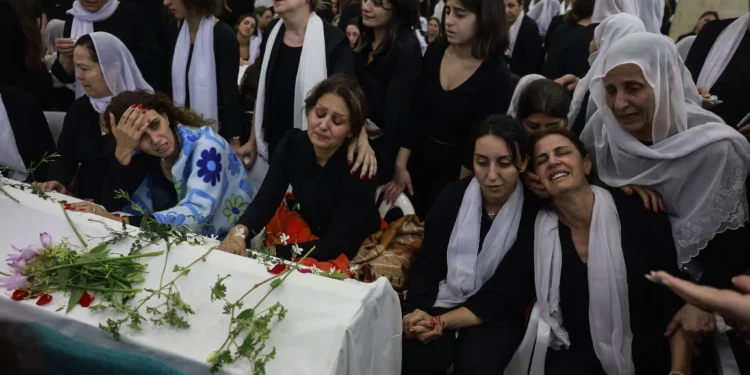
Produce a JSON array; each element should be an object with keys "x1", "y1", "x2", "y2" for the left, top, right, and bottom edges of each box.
[
  {"x1": 427, "y1": 17, "x2": 440, "y2": 43},
  {"x1": 69, "y1": 90, "x2": 255, "y2": 239},
  {"x1": 402, "y1": 115, "x2": 532, "y2": 374},
  {"x1": 235, "y1": 13, "x2": 261, "y2": 65},
  {"x1": 528, "y1": 126, "x2": 691, "y2": 374},
  {"x1": 218, "y1": 74, "x2": 381, "y2": 262}
]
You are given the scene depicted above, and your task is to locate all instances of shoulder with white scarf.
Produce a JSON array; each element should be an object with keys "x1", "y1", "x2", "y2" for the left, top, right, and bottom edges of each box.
[{"x1": 684, "y1": 17, "x2": 738, "y2": 82}]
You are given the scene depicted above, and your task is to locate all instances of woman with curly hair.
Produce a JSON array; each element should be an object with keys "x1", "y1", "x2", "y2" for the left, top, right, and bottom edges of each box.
[{"x1": 69, "y1": 90, "x2": 255, "y2": 239}]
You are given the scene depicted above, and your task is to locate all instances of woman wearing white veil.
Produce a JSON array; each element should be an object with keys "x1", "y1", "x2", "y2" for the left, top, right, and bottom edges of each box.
[
  {"x1": 591, "y1": 0, "x2": 663, "y2": 34},
  {"x1": 581, "y1": 32, "x2": 750, "y2": 345},
  {"x1": 526, "y1": 0, "x2": 561, "y2": 37}
]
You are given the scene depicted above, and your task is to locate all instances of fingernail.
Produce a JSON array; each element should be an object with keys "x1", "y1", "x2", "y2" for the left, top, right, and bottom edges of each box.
[
  {"x1": 430, "y1": 321, "x2": 436, "y2": 326},
  {"x1": 350, "y1": 171, "x2": 354, "y2": 175},
  {"x1": 79, "y1": 208, "x2": 86, "y2": 211},
  {"x1": 146, "y1": 119, "x2": 151, "y2": 124},
  {"x1": 626, "y1": 190, "x2": 633, "y2": 196},
  {"x1": 130, "y1": 104, "x2": 136, "y2": 108},
  {"x1": 360, "y1": 175, "x2": 364, "y2": 180},
  {"x1": 113, "y1": 214, "x2": 121, "y2": 217},
  {"x1": 409, "y1": 328, "x2": 415, "y2": 332},
  {"x1": 654, "y1": 207, "x2": 659, "y2": 213},
  {"x1": 137, "y1": 104, "x2": 143, "y2": 109},
  {"x1": 63, "y1": 204, "x2": 71, "y2": 208},
  {"x1": 141, "y1": 110, "x2": 147, "y2": 114}
]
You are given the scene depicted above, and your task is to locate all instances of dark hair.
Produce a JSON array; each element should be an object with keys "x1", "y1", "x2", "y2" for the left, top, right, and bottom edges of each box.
[
  {"x1": 346, "y1": 17, "x2": 360, "y2": 28},
  {"x1": 663, "y1": 0, "x2": 672, "y2": 27},
  {"x1": 234, "y1": 13, "x2": 259, "y2": 36},
  {"x1": 428, "y1": 16, "x2": 440, "y2": 24},
  {"x1": 7, "y1": 0, "x2": 44, "y2": 70},
  {"x1": 356, "y1": 0, "x2": 420, "y2": 56},
  {"x1": 304, "y1": 74, "x2": 368, "y2": 138},
  {"x1": 475, "y1": 115, "x2": 528, "y2": 167},
  {"x1": 254, "y1": 6, "x2": 272, "y2": 18},
  {"x1": 528, "y1": 126, "x2": 589, "y2": 170},
  {"x1": 440, "y1": 0, "x2": 508, "y2": 59},
  {"x1": 105, "y1": 90, "x2": 213, "y2": 130},
  {"x1": 75, "y1": 34, "x2": 99, "y2": 63},
  {"x1": 565, "y1": 0, "x2": 595, "y2": 23},
  {"x1": 182, "y1": 0, "x2": 222, "y2": 17},
  {"x1": 699, "y1": 10, "x2": 719, "y2": 20},
  {"x1": 517, "y1": 79, "x2": 571, "y2": 124}
]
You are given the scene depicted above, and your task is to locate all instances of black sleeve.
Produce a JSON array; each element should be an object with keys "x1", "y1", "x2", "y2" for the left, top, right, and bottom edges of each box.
[
  {"x1": 400, "y1": 43, "x2": 434, "y2": 152},
  {"x1": 275, "y1": 172, "x2": 378, "y2": 262},
  {"x1": 24, "y1": 99, "x2": 56, "y2": 182},
  {"x1": 51, "y1": 18, "x2": 75, "y2": 84},
  {"x1": 650, "y1": 212, "x2": 684, "y2": 329},
  {"x1": 694, "y1": 226, "x2": 750, "y2": 290},
  {"x1": 214, "y1": 23, "x2": 243, "y2": 140},
  {"x1": 100, "y1": 153, "x2": 154, "y2": 212},
  {"x1": 328, "y1": 34, "x2": 356, "y2": 78},
  {"x1": 46, "y1": 103, "x2": 80, "y2": 186},
  {"x1": 125, "y1": 4, "x2": 168, "y2": 93},
  {"x1": 542, "y1": 27, "x2": 567, "y2": 79},
  {"x1": 519, "y1": 22, "x2": 543, "y2": 76},
  {"x1": 235, "y1": 134, "x2": 292, "y2": 236},
  {"x1": 684, "y1": 21, "x2": 722, "y2": 82}
]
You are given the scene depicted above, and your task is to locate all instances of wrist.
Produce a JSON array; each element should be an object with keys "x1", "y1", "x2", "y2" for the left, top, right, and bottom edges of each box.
[
  {"x1": 231, "y1": 225, "x2": 248, "y2": 240},
  {"x1": 115, "y1": 146, "x2": 133, "y2": 165}
]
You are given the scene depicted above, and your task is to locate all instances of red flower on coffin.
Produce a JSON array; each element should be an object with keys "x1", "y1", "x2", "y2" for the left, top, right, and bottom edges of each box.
[
  {"x1": 268, "y1": 264, "x2": 287, "y2": 274},
  {"x1": 297, "y1": 268, "x2": 312, "y2": 274},
  {"x1": 11, "y1": 289, "x2": 29, "y2": 301},
  {"x1": 36, "y1": 294, "x2": 53, "y2": 306},
  {"x1": 79, "y1": 291, "x2": 94, "y2": 307}
]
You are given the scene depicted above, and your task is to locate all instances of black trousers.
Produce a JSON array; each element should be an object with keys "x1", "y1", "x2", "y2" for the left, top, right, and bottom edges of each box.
[{"x1": 401, "y1": 308, "x2": 523, "y2": 375}]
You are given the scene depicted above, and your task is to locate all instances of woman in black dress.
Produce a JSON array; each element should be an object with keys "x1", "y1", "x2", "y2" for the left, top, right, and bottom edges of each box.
[
  {"x1": 52, "y1": 0, "x2": 165, "y2": 94},
  {"x1": 542, "y1": 0, "x2": 595, "y2": 80},
  {"x1": 406, "y1": 0, "x2": 512, "y2": 218},
  {"x1": 527, "y1": 126, "x2": 691, "y2": 374},
  {"x1": 219, "y1": 75, "x2": 380, "y2": 262},
  {"x1": 504, "y1": 0, "x2": 542, "y2": 78},
  {"x1": 402, "y1": 115, "x2": 534, "y2": 374},
  {"x1": 353, "y1": 0, "x2": 423, "y2": 202},
  {"x1": 164, "y1": 0, "x2": 243, "y2": 148},
  {"x1": 39, "y1": 33, "x2": 154, "y2": 203}
]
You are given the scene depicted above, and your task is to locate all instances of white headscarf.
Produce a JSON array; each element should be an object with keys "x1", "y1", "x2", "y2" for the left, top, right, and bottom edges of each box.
[
  {"x1": 580, "y1": 33, "x2": 750, "y2": 266},
  {"x1": 249, "y1": 35, "x2": 262, "y2": 65},
  {"x1": 508, "y1": 74, "x2": 545, "y2": 118},
  {"x1": 591, "y1": 0, "x2": 663, "y2": 34},
  {"x1": 46, "y1": 19, "x2": 66, "y2": 55},
  {"x1": 675, "y1": 35, "x2": 696, "y2": 62},
  {"x1": 172, "y1": 17, "x2": 218, "y2": 129},
  {"x1": 506, "y1": 10, "x2": 526, "y2": 58},
  {"x1": 85, "y1": 32, "x2": 153, "y2": 113},
  {"x1": 527, "y1": 0, "x2": 562, "y2": 36},
  {"x1": 535, "y1": 186, "x2": 633, "y2": 375},
  {"x1": 435, "y1": 179, "x2": 525, "y2": 308},
  {"x1": 0, "y1": 94, "x2": 28, "y2": 181},
  {"x1": 254, "y1": 13, "x2": 327, "y2": 161},
  {"x1": 67, "y1": 0, "x2": 119, "y2": 40},
  {"x1": 568, "y1": 14, "x2": 646, "y2": 126},
  {"x1": 560, "y1": 0, "x2": 573, "y2": 16},
  {"x1": 696, "y1": 13, "x2": 750, "y2": 91}
]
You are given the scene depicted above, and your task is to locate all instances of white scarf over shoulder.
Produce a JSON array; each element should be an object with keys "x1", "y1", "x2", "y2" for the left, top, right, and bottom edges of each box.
[
  {"x1": 506, "y1": 10, "x2": 526, "y2": 58},
  {"x1": 0, "y1": 93, "x2": 27, "y2": 181},
  {"x1": 535, "y1": 186, "x2": 633, "y2": 375},
  {"x1": 254, "y1": 13, "x2": 327, "y2": 161},
  {"x1": 435, "y1": 179, "x2": 525, "y2": 308},
  {"x1": 696, "y1": 13, "x2": 750, "y2": 91},
  {"x1": 580, "y1": 33, "x2": 750, "y2": 266},
  {"x1": 67, "y1": 0, "x2": 118, "y2": 40},
  {"x1": 527, "y1": 0, "x2": 562, "y2": 36},
  {"x1": 507, "y1": 74, "x2": 545, "y2": 118},
  {"x1": 592, "y1": 0, "x2": 663, "y2": 34}
]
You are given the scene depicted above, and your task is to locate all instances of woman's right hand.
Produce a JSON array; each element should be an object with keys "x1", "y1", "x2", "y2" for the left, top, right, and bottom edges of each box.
[
  {"x1": 384, "y1": 166, "x2": 413, "y2": 205},
  {"x1": 555, "y1": 74, "x2": 580, "y2": 92},
  {"x1": 697, "y1": 86, "x2": 722, "y2": 110},
  {"x1": 55, "y1": 38, "x2": 76, "y2": 55},
  {"x1": 34, "y1": 181, "x2": 68, "y2": 194},
  {"x1": 522, "y1": 171, "x2": 549, "y2": 199},
  {"x1": 402, "y1": 309, "x2": 433, "y2": 340},
  {"x1": 110, "y1": 105, "x2": 148, "y2": 163},
  {"x1": 218, "y1": 225, "x2": 248, "y2": 256},
  {"x1": 621, "y1": 185, "x2": 665, "y2": 213}
]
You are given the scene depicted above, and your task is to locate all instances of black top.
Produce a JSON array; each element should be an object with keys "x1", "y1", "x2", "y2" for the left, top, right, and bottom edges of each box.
[
  {"x1": 41, "y1": 0, "x2": 74, "y2": 21},
  {"x1": 0, "y1": 84, "x2": 56, "y2": 182},
  {"x1": 543, "y1": 23, "x2": 595, "y2": 80},
  {"x1": 403, "y1": 177, "x2": 536, "y2": 323},
  {"x1": 690, "y1": 209, "x2": 750, "y2": 290},
  {"x1": 506, "y1": 16, "x2": 543, "y2": 77},
  {"x1": 168, "y1": 21, "x2": 242, "y2": 141},
  {"x1": 46, "y1": 97, "x2": 116, "y2": 203},
  {"x1": 51, "y1": 2, "x2": 167, "y2": 93},
  {"x1": 257, "y1": 19, "x2": 355, "y2": 158},
  {"x1": 236, "y1": 130, "x2": 381, "y2": 262},
  {"x1": 544, "y1": 15, "x2": 565, "y2": 51},
  {"x1": 685, "y1": 18, "x2": 750, "y2": 127},
  {"x1": 409, "y1": 41, "x2": 513, "y2": 171},
  {"x1": 265, "y1": 44, "x2": 302, "y2": 157},
  {"x1": 355, "y1": 29, "x2": 423, "y2": 182}
]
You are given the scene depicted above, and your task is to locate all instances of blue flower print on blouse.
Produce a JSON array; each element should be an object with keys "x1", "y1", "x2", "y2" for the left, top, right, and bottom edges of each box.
[
  {"x1": 228, "y1": 153, "x2": 241, "y2": 177},
  {"x1": 154, "y1": 212, "x2": 186, "y2": 226},
  {"x1": 196, "y1": 147, "x2": 223, "y2": 186}
]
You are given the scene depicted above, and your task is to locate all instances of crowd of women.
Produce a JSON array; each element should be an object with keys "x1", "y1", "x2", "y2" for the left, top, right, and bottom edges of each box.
[{"x1": 2, "y1": 0, "x2": 750, "y2": 373}]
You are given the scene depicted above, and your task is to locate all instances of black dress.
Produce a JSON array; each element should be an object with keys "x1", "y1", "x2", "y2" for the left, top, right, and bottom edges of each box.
[
  {"x1": 506, "y1": 16, "x2": 543, "y2": 77},
  {"x1": 0, "y1": 84, "x2": 56, "y2": 182},
  {"x1": 52, "y1": 2, "x2": 167, "y2": 93},
  {"x1": 543, "y1": 23, "x2": 595, "y2": 80},
  {"x1": 355, "y1": 29, "x2": 423, "y2": 183},
  {"x1": 685, "y1": 18, "x2": 750, "y2": 127},
  {"x1": 41, "y1": 0, "x2": 75, "y2": 21},
  {"x1": 257, "y1": 19, "x2": 355, "y2": 157},
  {"x1": 46, "y1": 97, "x2": 116, "y2": 203},
  {"x1": 402, "y1": 178, "x2": 534, "y2": 375},
  {"x1": 167, "y1": 21, "x2": 242, "y2": 142},
  {"x1": 236, "y1": 130, "x2": 380, "y2": 262},
  {"x1": 408, "y1": 41, "x2": 513, "y2": 218}
]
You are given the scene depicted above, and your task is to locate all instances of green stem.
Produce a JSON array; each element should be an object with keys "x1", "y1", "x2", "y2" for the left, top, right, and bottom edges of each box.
[
  {"x1": 0, "y1": 270, "x2": 11, "y2": 277},
  {"x1": 0, "y1": 185, "x2": 20, "y2": 203},
  {"x1": 67, "y1": 284, "x2": 142, "y2": 293},
  {"x1": 250, "y1": 247, "x2": 316, "y2": 313},
  {"x1": 158, "y1": 240, "x2": 171, "y2": 293},
  {"x1": 40, "y1": 251, "x2": 164, "y2": 272},
  {"x1": 61, "y1": 204, "x2": 89, "y2": 247}
]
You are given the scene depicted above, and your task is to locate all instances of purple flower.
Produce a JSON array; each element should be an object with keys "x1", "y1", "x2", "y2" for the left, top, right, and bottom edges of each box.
[
  {"x1": 7, "y1": 245, "x2": 39, "y2": 270},
  {"x1": 0, "y1": 272, "x2": 28, "y2": 291},
  {"x1": 40, "y1": 232, "x2": 52, "y2": 248}
]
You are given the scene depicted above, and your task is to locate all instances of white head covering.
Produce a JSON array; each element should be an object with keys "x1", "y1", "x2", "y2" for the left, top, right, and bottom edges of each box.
[
  {"x1": 696, "y1": 13, "x2": 750, "y2": 91},
  {"x1": 46, "y1": 19, "x2": 65, "y2": 55},
  {"x1": 675, "y1": 35, "x2": 696, "y2": 62},
  {"x1": 0, "y1": 94, "x2": 28, "y2": 181},
  {"x1": 506, "y1": 10, "x2": 526, "y2": 58},
  {"x1": 67, "y1": 0, "x2": 119, "y2": 40},
  {"x1": 568, "y1": 14, "x2": 646, "y2": 126},
  {"x1": 527, "y1": 0, "x2": 562, "y2": 36},
  {"x1": 535, "y1": 185, "x2": 633, "y2": 375},
  {"x1": 560, "y1": 0, "x2": 573, "y2": 16},
  {"x1": 84, "y1": 32, "x2": 153, "y2": 113},
  {"x1": 508, "y1": 74, "x2": 545, "y2": 118},
  {"x1": 248, "y1": 35, "x2": 262, "y2": 65},
  {"x1": 581, "y1": 33, "x2": 750, "y2": 266},
  {"x1": 435, "y1": 179, "x2": 525, "y2": 308},
  {"x1": 592, "y1": 0, "x2": 663, "y2": 34}
]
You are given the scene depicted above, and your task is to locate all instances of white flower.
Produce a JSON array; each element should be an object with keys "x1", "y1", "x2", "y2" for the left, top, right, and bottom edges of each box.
[
  {"x1": 310, "y1": 265, "x2": 320, "y2": 274},
  {"x1": 208, "y1": 234, "x2": 219, "y2": 241},
  {"x1": 349, "y1": 264, "x2": 361, "y2": 274},
  {"x1": 292, "y1": 244, "x2": 303, "y2": 256},
  {"x1": 278, "y1": 233, "x2": 290, "y2": 246},
  {"x1": 329, "y1": 266, "x2": 338, "y2": 274}
]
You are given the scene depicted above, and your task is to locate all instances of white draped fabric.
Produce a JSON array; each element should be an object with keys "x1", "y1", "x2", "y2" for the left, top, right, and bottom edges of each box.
[
  {"x1": 506, "y1": 10, "x2": 526, "y2": 58},
  {"x1": 0, "y1": 94, "x2": 27, "y2": 181},
  {"x1": 508, "y1": 74, "x2": 546, "y2": 118},
  {"x1": 67, "y1": 0, "x2": 118, "y2": 41},
  {"x1": 591, "y1": 0, "x2": 663, "y2": 34},
  {"x1": 527, "y1": 0, "x2": 562, "y2": 36},
  {"x1": 696, "y1": 13, "x2": 750, "y2": 91}
]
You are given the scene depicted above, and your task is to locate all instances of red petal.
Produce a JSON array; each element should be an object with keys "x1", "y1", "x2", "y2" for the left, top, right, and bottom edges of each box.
[
  {"x1": 297, "y1": 268, "x2": 312, "y2": 274},
  {"x1": 78, "y1": 291, "x2": 94, "y2": 307},
  {"x1": 268, "y1": 264, "x2": 287, "y2": 275},
  {"x1": 36, "y1": 294, "x2": 53, "y2": 306},
  {"x1": 11, "y1": 289, "x2": 29, "y2": 301}
]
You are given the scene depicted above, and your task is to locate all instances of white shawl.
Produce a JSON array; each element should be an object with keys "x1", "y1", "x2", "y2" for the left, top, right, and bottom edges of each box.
[
  {"x1": 696, "y1": 13, "x2": 750, "y2": 91},
  {"x1": 527, "y1": 0, "x2": 562, "y2": 36},
  {"x1": 507, "y1": 74, "x2": 545, "y2": 118},
  {"x1": 435, "y1": 179, "x2": 525, "y2": 308},
  {"x1": 0, "y1": 93, "x2": 27, "y2": 181},
  {"x1": 580, "y1": 33, "x2": 750, "y2": 266},
  {"x1": 535, "y1": 186, "x2": 634, "y2": 375},
  {"x1": 172, "y1": 17, "x2": 218, "y2": 130},
  {"x1": 592, "y1": 0, "x2": 662, "y2": 34},
  {"x1": 567, "y1": 14, "x2": 645, "y2": 126},
  {"x1": 254, "y1": 13, "x2": 327, "y2": 161},
  {"x1": 675, "y1": 35, "x2": 696, "y2": 62},
  {"x1": 249, "y1": 35, "x2": 262, "y2": 65},
  {"x1": 67, "y1": 0, "x2": 119, "y2": 40},
  {"x1": 506, "y1": 11, "x2": 526, "y2": 58}
]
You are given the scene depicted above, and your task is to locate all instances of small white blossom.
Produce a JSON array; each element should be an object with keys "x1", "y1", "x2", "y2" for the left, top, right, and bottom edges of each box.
[
  {"x1": 310, "y1": 265, "x2": 320, "y2": 274},
  {"x1": 278, "y1": 233, "x2": 290, "y2": 246},
  {"x1": 349, "y1": 264, "x2": 361, "y2": 274},
  {"x1": 329, "y1": 266, "x2": 338, "y2": 274},
  {"x1": 292, "y1": 244, "x2": 303, "y2": 256}
]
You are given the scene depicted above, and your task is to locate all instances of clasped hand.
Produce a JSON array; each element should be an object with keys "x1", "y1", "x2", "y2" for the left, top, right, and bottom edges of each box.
[{"x1": 403, "y1": 309, "x2": 445, "y2": 344}]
